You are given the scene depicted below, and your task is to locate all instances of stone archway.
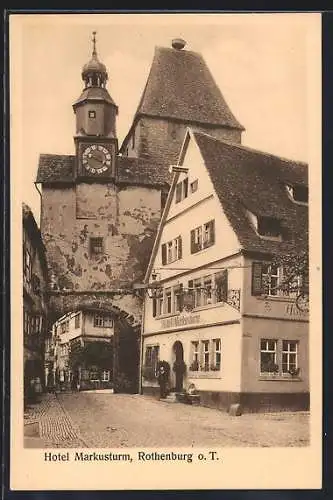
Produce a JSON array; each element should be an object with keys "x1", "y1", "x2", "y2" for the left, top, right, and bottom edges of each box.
[{"x1": 47, "y1": 292, "x2": 142, "y2": 394}]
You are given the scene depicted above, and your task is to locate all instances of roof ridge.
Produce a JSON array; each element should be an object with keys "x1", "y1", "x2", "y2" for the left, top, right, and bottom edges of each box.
[
  {"x1": 192, "y1": 130, "x2": 307, "y2": 167},
  {"x1": 39, "y1": 153, "x2": 75, "y2": 158},
  {"x1": 155, "y1": 45, "x2": 204, "y2": 57}
]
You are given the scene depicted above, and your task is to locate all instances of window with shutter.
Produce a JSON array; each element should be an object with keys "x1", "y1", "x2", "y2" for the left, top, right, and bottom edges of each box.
[
  {"x1": 183, "y1": 178, "x2": 189, "y2": 199},
  {"x1": 161, "y1": 244, "x2": 167, "y2": 265},
  {"x1": 178, "y1": 236, "x2": 182, "y2": 259},
  {"x1": 190, "y1": 229, "x2": 196, "y2": 254},
  {"x1": 175, "y1": 183, "x2": 182, "y2": 203},
  {"x1": 152, "y1": 299, "x2": 157, "y2": 318}
]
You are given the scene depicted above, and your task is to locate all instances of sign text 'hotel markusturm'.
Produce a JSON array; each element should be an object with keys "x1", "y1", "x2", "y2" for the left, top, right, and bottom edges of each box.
[{"x1": 160, "y1": 314, "x2": 201, "y2": 330}]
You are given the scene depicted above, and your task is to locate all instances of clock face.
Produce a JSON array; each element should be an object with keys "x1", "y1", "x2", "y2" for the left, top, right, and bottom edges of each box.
[{"x1": 82, "y1": 144, "x2": 112, "y2": 174}]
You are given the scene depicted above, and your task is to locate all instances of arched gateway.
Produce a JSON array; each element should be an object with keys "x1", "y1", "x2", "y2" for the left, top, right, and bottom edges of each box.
[{"x1": 45, "y1": 291, "x2": 142, "y2": 394}]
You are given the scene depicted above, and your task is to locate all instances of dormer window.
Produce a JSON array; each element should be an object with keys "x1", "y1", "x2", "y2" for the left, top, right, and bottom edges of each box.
[
  {"x1": 245, "y1": 209, "x2": 282, "y2": 240},
  {"x1": 257, "y1": 216, "x2": 282, "y2": 238},
  {"x1": 286, "y1": 184, "x2": 308, "y2": 204}
]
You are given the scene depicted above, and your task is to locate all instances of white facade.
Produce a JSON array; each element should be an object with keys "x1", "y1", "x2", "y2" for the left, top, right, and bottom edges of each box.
[{"x1": 141, "y1": 130, "x2": 309, "y2": 412}]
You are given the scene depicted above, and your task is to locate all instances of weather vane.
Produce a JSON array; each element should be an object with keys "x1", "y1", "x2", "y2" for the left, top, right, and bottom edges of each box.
[{"x1": 92, "y1": 31, "x2": 97, "y2": 56}]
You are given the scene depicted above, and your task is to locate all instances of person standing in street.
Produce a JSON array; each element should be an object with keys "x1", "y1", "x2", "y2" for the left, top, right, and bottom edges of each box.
[{"x1": 157, "y1": 365, "x2": 168, "y2": 399}]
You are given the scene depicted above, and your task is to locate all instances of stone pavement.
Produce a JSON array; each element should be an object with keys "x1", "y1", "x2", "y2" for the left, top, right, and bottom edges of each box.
[
  {"x1": 24, "y1": 393, "x2": 87, "y2": 448},
  {"x1": 24, "y1": 391, "x2": 310, "y2": 448}
]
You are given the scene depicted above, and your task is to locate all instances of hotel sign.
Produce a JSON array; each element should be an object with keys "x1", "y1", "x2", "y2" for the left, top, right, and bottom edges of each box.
[{"x1": 160, "y1": 314, "x2": 201, "y2": 330}]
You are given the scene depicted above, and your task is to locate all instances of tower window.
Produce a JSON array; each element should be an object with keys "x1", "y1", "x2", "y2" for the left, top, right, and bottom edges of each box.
[
  {"x1": 89, "y1": 110, "x2": 96, "y2": 119},
  {"x1": 168, "y1": 122, "x2": 178, "y2": 140},
  {"x1": 90, "y1": 237, "x2": 103, "y2": 256}
]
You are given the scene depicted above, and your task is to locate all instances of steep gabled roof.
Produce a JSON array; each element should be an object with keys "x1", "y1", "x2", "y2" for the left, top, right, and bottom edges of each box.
[
  {"x1": 144, "y1": 129, "x2": 308, "y2": 281},
  {"x1": 36, "y1": 154, "x2": 171, "y2": 188},
  {"x1": 134, "y1": 46, "x2": 245, "y2": 130},
  {"x1": 193, "y1": 131, "x2": 308, "y2": 255}
]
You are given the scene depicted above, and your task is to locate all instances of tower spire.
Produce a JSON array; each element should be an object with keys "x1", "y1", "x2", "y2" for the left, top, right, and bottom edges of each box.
[
  {"x1": 92, "y1": 31, "x2": 97, "y2": 57},
  {"x1": 81, "y1": 32, "x2": 108, "y2": 88}
]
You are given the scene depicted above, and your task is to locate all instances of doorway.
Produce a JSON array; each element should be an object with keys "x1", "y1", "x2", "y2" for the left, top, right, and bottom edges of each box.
[{"x1": 172, "y1": 341, "x2": 184, "y2": 392}]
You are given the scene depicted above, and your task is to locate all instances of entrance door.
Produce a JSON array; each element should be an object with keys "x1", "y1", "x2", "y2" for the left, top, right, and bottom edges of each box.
[{"x1": 173, "y1": 341, "x2": 184, "y2": 392}]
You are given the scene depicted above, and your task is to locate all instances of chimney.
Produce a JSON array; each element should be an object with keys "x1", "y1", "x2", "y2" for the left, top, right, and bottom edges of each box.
[{"x1": 171, "y1": 38, "x2": 186, "y2": 50}]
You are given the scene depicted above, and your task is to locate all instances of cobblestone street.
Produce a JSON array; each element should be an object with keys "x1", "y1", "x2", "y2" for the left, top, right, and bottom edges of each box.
[{"x1": 24, "y1": 391, "x2": 310, "y2": 448}]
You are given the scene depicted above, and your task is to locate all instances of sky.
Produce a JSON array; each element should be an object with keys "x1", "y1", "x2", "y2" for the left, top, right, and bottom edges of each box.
[{"x1": 10, "y1": 13, "x2": 320, "y2": 224}]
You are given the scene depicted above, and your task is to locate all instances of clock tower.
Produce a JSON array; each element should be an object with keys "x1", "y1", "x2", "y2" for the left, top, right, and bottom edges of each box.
[{"x1": 73, "y1": 32, "x2": 118, "y2": 179}]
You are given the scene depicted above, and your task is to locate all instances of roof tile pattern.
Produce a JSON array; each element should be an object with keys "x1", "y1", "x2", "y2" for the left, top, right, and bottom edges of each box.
[
  {"x1": 135, "y1": 47, "x2": 244, "y2": 130},
  {"x1": 193, "y1": 131, "x2": 308, "y2": 255},
  {"x1": 36, "y1": 154, "x2": 171, "y2": 187}
]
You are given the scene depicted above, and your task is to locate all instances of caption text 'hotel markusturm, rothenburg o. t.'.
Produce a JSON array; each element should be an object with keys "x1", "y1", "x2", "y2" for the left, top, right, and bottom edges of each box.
[{"x1": 28, "y1": 33, "x2": 309, "y2": 413}]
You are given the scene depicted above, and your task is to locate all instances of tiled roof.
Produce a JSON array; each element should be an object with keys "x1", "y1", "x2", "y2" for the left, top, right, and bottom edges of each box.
[
  {"x1": 36, "y1": 154, "x2": 76, "y2": 183},
  {"x1": 134, "y1": 46, "x2": 244, "y2": 130},
  {"x1": 193, "y1": 131, "x2": 308, "y2": 255},
  {"x1": 73, "y1": 87, "x2": 117, "y2": 107},
  {"x1": 117, "y1": 156, "x2": 172, "y2": 186},
  {"x1": 36, "y1": 154, "x2": 171, "y2": 187}
]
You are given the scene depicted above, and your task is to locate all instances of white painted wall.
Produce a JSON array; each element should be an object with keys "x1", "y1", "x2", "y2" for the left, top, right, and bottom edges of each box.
[{"x1": 142, "y1": 322, "x2": 242, "y2": 392}]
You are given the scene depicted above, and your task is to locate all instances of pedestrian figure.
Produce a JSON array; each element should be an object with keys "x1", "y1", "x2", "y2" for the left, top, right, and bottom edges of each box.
[{"x1": 157, "y1": 365, "x2": 168, "y2": 399}]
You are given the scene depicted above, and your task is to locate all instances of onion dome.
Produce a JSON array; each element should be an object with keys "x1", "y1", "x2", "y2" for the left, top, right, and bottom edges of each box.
[{"x1": 81, "y1": 31, "x2": 108, "y2": 88}]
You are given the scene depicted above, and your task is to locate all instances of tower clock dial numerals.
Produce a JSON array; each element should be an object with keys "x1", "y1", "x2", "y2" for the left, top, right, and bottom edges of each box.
[{"x1": 82, "y1": 144, "x2": 112, "y2": 174}]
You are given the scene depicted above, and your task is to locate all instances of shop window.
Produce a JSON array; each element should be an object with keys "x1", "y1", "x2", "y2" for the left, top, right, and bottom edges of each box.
[
  {"x1": 260, "y1": 339, "x2": 278, "y2": 374},
  {"x1": 144, "y1": 345, "x2": 160, "y2": 378},
  {"x1": 202, "y1": 340, "x2": 210, "y2": 371},
  {"x1": 101, "y1": 370, "x2": 110, "y2": 382},
  {"x1": 189, "y1": 341, "x2": 199, "y2": 371},
  {"x1": 282, "y1": 340, "x2": 298, "y2": 374},
  {"x1": 90, "y1": 368, "x2": 99, "y2": 381},
  {"x1": 212, "y1": 339, "x2": 221, "y2": 370}
]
